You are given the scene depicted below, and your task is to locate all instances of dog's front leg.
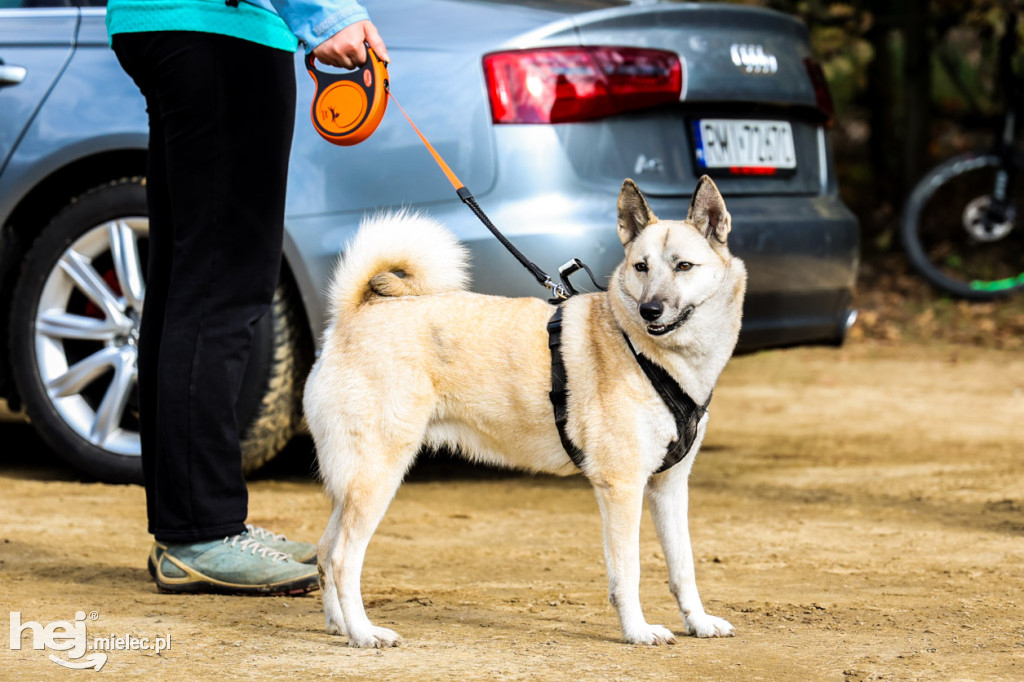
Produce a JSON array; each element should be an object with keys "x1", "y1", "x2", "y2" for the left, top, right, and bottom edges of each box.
[
  {"x1": 646, "y1": 463, "x2": 734, "y2": 637},
  {"x1": 593, "y1": 480, "x2": 676, "y2": 645}
]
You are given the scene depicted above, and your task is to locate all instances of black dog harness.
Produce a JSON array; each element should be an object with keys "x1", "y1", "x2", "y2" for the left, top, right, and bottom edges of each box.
[{"x1": 547, "y1": 306, "x2": 711, "y2": 475}]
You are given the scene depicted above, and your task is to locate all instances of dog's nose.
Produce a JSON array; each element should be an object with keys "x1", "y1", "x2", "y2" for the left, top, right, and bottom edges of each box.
[{"x1": 639, "y1": 300, "x2": 663, "y2": 321}]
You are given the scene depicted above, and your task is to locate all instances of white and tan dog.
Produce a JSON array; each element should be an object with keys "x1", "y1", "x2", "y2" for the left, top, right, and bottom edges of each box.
[{"x1": 304, "y1": 176, "x2": 747, "y2": 647}]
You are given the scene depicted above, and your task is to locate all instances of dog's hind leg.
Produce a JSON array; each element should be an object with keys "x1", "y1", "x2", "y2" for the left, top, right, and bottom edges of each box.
[
  {"x1": 325, "y1": 442, "x2": 417, "y2": 648},
  {"x1": 318, "y1": 505, "x2": 346, "y2": 636},
  {"x1": 647, "y1": 461, "x2": 734, "y2": 638},
  {"x1": 593, "y1": 479, "x2": 676, "y2": 645}
]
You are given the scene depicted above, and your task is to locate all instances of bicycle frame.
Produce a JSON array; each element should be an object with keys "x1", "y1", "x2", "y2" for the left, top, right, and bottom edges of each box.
[{"x1": 991, "y1": 12, "x2": 1019, "y2": 218}]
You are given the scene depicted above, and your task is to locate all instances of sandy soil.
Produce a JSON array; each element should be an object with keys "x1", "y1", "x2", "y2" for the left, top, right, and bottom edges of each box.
[{"x1": 1, "y1": 341, "x2": 1022, "y2": 681}]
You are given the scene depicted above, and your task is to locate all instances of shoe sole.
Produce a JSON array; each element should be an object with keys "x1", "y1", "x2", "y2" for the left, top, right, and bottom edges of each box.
[{"x1": 154, "y1": 578, "x2": 318, "y2": 596}]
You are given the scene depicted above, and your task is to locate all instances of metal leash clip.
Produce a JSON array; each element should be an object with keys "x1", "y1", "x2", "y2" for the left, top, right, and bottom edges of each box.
[{"x1": 544, "y1": 276, "x2": 573, "y2": 301}]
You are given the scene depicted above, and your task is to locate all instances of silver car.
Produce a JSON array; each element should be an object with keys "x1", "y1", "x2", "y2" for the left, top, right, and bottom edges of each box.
[{"x1": 0, "y1": 0, "x2": 859, "y2": 483}]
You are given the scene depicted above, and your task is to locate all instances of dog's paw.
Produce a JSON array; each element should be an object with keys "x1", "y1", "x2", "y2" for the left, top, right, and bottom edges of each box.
[
  {"x1": 624, "y1": 623, "x2": 676, "y2": 646},
  {"x1": 347, "y1": 626, "x2": 403, "y2": 649},
  {"x1": 325, "y1": 619, "x2": 347, "y2": 637},
  {"x1": 684, "y1": 613, "x2": 734, "y2": 638}
]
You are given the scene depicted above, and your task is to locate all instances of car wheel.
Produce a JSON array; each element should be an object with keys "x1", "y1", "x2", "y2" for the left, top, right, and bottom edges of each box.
[{"x1": 8, "y1": 177, "x2": 304, "y2": 483}]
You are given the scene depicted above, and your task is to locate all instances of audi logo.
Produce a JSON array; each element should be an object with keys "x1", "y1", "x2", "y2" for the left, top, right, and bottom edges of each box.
[{"x1": 730, "y1": 44, "x2": 778, "y2": 74}]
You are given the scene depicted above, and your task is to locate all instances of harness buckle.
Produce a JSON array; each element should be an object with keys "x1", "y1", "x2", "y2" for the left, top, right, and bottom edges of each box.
[
  {"x1": 557, "y1": 257, "x2": 608, "y2": 298},
  {"x1": 557, "y1": 258, "x2": 584, "y2": 298}
]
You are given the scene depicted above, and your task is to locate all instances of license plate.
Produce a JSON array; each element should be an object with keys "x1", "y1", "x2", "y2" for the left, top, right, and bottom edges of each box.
[{"x1": 692, "y1": 119, "x2": 796, "y2": 175}]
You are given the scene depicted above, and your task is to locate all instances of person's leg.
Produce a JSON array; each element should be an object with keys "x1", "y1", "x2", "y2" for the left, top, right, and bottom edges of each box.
[
  {"x1": 113, "y1": 31, "x2": 294, "y2": 541},
  {"x1": 113, "y1": 32, "x2": 174, "y2": 535},
  {"x1": 114, "y1": 30, "x2": 315, "y2": 594}
]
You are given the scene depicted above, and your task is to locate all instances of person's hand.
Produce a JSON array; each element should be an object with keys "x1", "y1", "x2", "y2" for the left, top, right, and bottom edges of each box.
[{"x1": 311, "y1": 20, "x2": 389, "y2": 69}]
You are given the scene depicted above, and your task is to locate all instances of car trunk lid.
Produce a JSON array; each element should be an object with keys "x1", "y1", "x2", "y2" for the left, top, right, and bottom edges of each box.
[
  {"x1": 509, "y1": 2, "x2": 829, "y2": 198},
  {"x1": 572, "y1": 3, "x2": 817, "y2": 108}
]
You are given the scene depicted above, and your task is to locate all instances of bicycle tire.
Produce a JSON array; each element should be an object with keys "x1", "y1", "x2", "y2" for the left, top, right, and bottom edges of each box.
[{"x1": 901, "y1": 151, "x2": 1024, "y2": 299}]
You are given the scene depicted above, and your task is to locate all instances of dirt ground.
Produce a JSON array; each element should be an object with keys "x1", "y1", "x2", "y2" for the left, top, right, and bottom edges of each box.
[{"x1": 1, "y1": 335, "x2": 1023, "y2": 680}]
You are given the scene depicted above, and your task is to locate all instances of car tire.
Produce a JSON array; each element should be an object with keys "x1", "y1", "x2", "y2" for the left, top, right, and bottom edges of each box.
[
  {"x1": 237, "y1": 270, "x2": 307, "y2": 476},
  {"x1": 8, "y1": 177, "x2": 304, "y2": 484}
]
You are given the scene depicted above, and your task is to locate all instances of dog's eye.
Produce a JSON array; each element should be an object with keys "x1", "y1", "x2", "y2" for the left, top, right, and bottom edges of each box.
[
  {"x1": 633, "y1": 262, "x2": 648, "y2": 273},
  {"x1": 677, "y1": 261, "x2": 694, "y2": 272}
]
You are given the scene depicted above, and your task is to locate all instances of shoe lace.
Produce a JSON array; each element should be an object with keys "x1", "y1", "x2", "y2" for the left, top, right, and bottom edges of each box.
[
  {"x1": 223, "y1": 533, "x2": 290, "y2": 562},
  {"x1": 245, "y1": 524, "x2": 287, "y2": 542}
]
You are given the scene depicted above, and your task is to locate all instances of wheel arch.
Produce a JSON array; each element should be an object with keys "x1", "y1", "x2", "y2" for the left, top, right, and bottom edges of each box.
[
  {"x1": 280, "y1": 228, "x2": 322, "y2": 355},
  {"x1": 1, "y1": 149, "x2": 148, "y2": 408}
]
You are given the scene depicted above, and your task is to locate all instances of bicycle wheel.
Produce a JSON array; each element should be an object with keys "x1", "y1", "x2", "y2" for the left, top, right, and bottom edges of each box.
[{"x1": 901, "y1": 151, "x2": 1024, "y2": 298}]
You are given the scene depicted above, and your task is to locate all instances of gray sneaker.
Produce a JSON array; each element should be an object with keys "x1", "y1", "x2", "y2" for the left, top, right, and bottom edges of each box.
[
  {"x1": 147, "y1": 525, "x2": 317, "y2": 577},
  {"x1": 244, "y1": 524, "x2": 317, "y2": 564},
  {"x1": 150, "y1": 532, "x2": 319, "y2": 596}
]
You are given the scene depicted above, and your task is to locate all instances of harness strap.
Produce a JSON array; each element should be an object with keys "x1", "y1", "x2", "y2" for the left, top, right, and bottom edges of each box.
[
  {"x1": 547, "y1": 307, "x2": 587, "y2": 468},
  {"x1": 621, "y1": 334, "x2": 712, "y2": 474},
  {"x1": 547, "y1": 306, "x2": 710, "y2": 475}
]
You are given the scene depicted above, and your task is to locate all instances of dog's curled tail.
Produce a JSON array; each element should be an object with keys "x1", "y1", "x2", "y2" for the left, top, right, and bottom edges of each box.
[{"x1": 327, "y1": 210, "x2": 470, "y2": 321}]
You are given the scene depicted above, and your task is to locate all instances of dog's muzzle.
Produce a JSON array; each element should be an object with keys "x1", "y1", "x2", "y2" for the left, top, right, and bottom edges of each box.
[{"x1": 646, "y1": 305, "x2": 695, "y2": 336}]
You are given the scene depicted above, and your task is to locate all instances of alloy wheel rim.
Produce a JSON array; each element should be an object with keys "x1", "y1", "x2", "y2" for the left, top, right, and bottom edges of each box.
[{"x1": 34, "y1": 218, "x2": 148, "y2": 457}]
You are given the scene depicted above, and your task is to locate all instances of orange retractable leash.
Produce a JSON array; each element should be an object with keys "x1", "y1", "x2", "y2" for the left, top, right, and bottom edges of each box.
[
  {"x1": 305, "y1": 48, "x2": 389, "y2": 146},
  {"x1": 306, "y1": 48, "x2": 602, "y2": 300}
]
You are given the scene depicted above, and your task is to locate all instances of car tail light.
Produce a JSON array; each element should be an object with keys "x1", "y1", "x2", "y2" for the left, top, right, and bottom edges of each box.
[
  {"x1": 803, "y1": 58, "x2": 834, "y2": 128},
  {"x1": 483, "y1": 46, "x2": 682, "y2": 124}
]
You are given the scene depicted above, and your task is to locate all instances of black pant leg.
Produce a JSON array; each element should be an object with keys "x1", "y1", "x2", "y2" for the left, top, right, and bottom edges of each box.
[{"x1": 113, "y1": 32, "x2": 296, "y2": 543}]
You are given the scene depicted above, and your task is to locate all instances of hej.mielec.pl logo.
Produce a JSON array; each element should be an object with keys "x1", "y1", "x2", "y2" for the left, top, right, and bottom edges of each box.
[{"x1": 10, "y1": 610, "x2": 172, "y2": 671}]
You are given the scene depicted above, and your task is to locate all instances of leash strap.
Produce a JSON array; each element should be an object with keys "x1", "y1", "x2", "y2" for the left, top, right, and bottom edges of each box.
[
  {"x1": 387, "y1": 90, "x2": 570, "y2": 299},
  {"x1": 386, "y1": 90, "x2": 463, "y2": 191}
]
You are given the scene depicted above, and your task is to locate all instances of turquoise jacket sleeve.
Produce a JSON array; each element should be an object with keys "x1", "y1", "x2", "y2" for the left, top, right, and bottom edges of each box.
[{"x1": 244, "y1": 0, "x2": 370, "y2": 51}]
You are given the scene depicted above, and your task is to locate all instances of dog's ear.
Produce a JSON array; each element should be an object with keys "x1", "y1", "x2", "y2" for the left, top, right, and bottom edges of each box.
[
  {"x1": 617, "y1": 179, "x2": 657, "y2": 245},
  {"x1": 687, "y1": 175, "x2": 731, "y2": 244}
]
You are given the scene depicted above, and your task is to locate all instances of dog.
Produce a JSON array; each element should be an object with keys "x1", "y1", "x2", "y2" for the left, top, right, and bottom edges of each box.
[{"x1": 304, "y1": 176, "x2": 747, "y2": 648}]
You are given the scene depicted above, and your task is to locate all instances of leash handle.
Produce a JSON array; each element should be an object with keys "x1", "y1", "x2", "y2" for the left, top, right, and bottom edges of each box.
[{"x1": 306, "y1": 45, "x2": 389, "y2": 147}]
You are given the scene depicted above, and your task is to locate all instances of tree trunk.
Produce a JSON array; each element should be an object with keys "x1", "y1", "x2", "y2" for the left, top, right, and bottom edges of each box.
[
  {"x1": 901, "y1": 0, "x2": 932, "y2": 193},
  {"x1": 866, "y1": 1, "x2": 898, "y2": 208}
]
